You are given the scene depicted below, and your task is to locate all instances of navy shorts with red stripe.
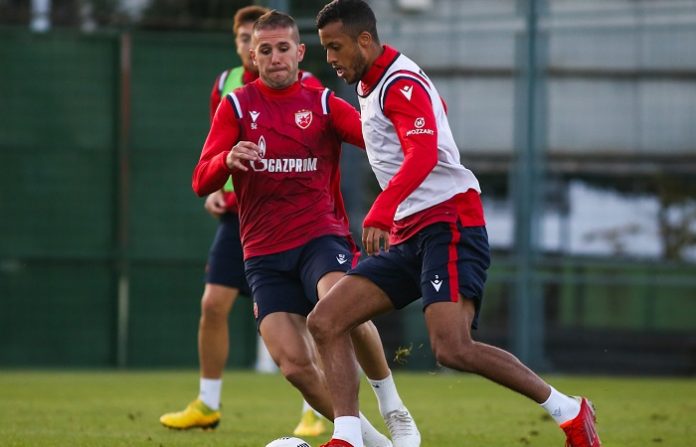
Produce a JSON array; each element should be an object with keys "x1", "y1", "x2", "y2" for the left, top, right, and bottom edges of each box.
[
  {"x1": 244, "y1": 234, "x2": 357, "y2": 325},
  {"x1": 205, "y1": 212, "x2": 251, "y2": 296},
  {"x1": 348, "y1": 222, "x2": 490, "y2": 328}
]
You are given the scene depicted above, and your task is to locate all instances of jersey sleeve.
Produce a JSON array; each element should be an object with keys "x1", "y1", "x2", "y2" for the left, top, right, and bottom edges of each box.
[
  {"x1": 363, "y1": 78, "x2": 439, "y2": 230},
  {"x1": 300, "y1": 70, "x2": 324, "y2": 89},
  {"x1": 209, "y1": 73, "x2": 224, "y2": 123},
  {"x1": 328, "y1": 93, "x2": 365, "y2": 149},
  {"x1": 193, "y1": 96, "x2": 241, "y2": 197}
]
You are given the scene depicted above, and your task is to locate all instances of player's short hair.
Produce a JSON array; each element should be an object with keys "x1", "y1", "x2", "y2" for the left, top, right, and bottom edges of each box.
[
  {"x1": 254, "y1": 10, "x2": 301, "y2": 44},
  {"x1": 316, "y1": 0, "x2": 380, "y2": 43},
  {"x1": 233, "y1": 5, "x2": 269, "y2": 35}
]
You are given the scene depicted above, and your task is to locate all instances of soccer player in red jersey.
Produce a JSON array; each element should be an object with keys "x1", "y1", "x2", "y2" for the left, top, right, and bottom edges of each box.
[
  {"x1": 309, "y1": 2, "x2": 602, "y2": 447},
  {"x1": 161, "y1": 6, "x2": 325, "y2": 435},
  {"x1": 192, "y1": 10, "x2": 419, "y2": 447}
]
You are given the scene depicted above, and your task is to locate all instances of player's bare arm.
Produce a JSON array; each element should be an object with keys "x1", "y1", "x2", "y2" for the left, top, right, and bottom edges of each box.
[{"x1": 226, "y1": 141, "x2": 260, "y2": 172}]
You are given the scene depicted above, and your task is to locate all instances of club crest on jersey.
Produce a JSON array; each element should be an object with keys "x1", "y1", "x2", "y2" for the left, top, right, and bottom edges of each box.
[
  {"x1": 415, "y1": 117, "x2": 425, "y2": 128},
  {"x1": 295, "y1": 109, "x2": 313, "y2": 129}
]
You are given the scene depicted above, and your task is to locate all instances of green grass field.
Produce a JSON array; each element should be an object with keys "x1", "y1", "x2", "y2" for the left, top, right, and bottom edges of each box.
[{"x1": 1, "y1": 370, "x2": 694, "y2": 446}]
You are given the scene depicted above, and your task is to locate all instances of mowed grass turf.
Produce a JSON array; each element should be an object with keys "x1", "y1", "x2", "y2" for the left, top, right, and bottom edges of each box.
[{"x1": 1, "y1": 370, "x2": 694, "y2": 446}]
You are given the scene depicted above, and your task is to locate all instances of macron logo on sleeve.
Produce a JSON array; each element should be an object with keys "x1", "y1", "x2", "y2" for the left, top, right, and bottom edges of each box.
[{"x1": 400, "y1": 84, "x2": 413, "y2": 101}]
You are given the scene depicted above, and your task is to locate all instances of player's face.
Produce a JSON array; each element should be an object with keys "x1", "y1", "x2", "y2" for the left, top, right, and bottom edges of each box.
[
  {"x1": 319, "y1": 21, "x2": 369, "y2": 85},
  {"x1": 235, "y1": 22, "x2": 255, "y2": 72},
  {"x1": 251, "y1": 26, "x2": 305, "y2": 90}
]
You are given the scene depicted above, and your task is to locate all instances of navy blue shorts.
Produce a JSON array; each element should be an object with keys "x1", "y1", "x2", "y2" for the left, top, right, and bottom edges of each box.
[
  {"x1": 205, "y1": 213, "x2": 251, "y2": 296},
  {"x1": 348, "y1": 223, "x2": 490, "y2": 328},
  {"x1": 244, "y1": 235, "x2": 356, "y2": 324}
]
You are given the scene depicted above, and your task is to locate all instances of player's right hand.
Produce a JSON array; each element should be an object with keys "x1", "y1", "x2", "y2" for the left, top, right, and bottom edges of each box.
[
  {"x1": 226, "y1": 141, "x2": 260, "y2": 171},
  {"x1": 204, "y1": 190, "x2": 227, "y2": 218},
  {"x1": 363, "y1": 226, "x2": 390, "y2": 256}
]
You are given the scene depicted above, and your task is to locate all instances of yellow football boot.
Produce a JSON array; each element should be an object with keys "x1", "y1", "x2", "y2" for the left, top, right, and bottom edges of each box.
[
  {"x1": 159, "y1": 399, "x2": 220, "y2": 430},
  {"x1": 293, "y1": 408, "x2": 327, "y2": 437}
]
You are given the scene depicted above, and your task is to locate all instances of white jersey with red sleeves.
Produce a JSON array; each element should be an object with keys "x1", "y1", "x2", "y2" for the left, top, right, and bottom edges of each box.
[{"x1": 357, "y1": 48, "x2": 480, "y2": 222}]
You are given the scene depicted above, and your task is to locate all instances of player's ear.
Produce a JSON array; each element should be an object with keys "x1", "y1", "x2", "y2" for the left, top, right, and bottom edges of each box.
[
  {"x1": 297, "y1": 43, "x2": 306, "y2": 63},
  {"x1": 358, "y1": 31, "x2": 372, "y2": 49},
  {"x1": 250, "y1": 48, "x2": 257, "y2": 65}
]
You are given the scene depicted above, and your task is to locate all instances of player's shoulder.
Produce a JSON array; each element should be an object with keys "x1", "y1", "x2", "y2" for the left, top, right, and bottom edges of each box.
[
  {"x1": 301, "y1": 82, "x2": 329, "y2": 95},
  {"x1": 212, "y1": 67, "x2": 231, "y2": 90},
  {"x1": 214, "y1": 65, "x2": 244, "y2": 89},
  {"x1": 214, "y1": 67, "x2": 233, "y2": 82},
  {"x1": 299, "y1": 70, "x2": 325, "y2": 90}
]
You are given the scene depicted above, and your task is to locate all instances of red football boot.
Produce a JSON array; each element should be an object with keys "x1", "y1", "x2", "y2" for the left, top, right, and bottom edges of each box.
[
  {"x1": 561, "y1": 397, "x2": 602, "y2": 447},
  {"x1": 320, "y1": 439, "x2": 355, "y2": 447}
]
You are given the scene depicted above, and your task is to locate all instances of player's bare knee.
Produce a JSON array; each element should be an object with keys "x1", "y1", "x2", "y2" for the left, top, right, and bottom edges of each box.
[
  {"x1": 280, "y1": 359, "x2": 317, "y2": 389},
  {"x1": 307, "y1": 308, "x2": 334, "y2": 344},
  {"x1": 200, "y1": 294, "x2": 228, "y2": 321},
  {"x1": 348, "y1": 321, "x2": 374, "y2": 344},
  {"x1": 432, "y1": 337, "x2": 478, "y2": 372}
]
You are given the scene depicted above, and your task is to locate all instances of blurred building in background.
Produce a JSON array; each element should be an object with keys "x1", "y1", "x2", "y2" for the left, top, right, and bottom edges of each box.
[{"x1": 1, "y1": 0, "x2": 695, "y2": 374}]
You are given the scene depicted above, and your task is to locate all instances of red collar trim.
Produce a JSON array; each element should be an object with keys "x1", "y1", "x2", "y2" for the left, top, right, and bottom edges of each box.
[
  {"x1": 253, "y1": 78, "x2": 302, "y2": 97},
  {"x1": 359, "y1": 45, "x2": 399, "y2": 95}
]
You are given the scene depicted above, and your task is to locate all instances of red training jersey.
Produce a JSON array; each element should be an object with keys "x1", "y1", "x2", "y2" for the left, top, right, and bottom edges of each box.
[
  {"x1": 208, "y1": 69, "x2": 323, "y2": 212},
  {"x1": 193, "y1": 79, "x2": 364, "y2": 259}
]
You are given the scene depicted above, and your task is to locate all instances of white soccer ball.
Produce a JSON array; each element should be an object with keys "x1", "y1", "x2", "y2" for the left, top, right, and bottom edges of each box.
[{"x1": 265, "y1": 436, "x2": 311, "y2": 447}]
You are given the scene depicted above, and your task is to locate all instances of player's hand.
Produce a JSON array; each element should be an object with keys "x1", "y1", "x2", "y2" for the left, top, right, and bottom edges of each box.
[
  {"x1": 204, "y1": 190, "x2": 227, "y2": 218},
  {"x1": 226, "y1": 141, "x2": 260, "y2": 171},
  {"x1": 362, "y1": 226, "x2": 390, "y2": 256}
]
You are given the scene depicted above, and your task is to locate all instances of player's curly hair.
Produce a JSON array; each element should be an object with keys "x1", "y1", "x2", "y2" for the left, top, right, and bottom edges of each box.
[
  {"x1": 233, "y1": 5, "x2": 269, "y2": 35},
  {"x1": 315, "y1": 0, "x2": 380, "y2": 43}
]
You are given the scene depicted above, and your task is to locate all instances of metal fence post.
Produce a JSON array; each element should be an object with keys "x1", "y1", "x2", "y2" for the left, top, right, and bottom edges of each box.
[
  {"x1": 116, "y1": 31, "x2": 132, "y2": 369},
  {"x1": 511, "y1": 0, "x2": 549, "y2": 370}
]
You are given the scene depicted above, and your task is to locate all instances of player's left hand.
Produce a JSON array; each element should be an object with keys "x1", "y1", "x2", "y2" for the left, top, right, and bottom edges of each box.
[
  {"x1": 363, "y1": 226, "x2": 390, "y2": 256},
  {"x1": 204, "y1": 189, "x2": 227, "y2": 218}
]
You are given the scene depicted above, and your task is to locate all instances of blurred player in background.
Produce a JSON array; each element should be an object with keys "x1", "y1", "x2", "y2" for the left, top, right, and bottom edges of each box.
[
  {"x1": 309, "y1": 1, "x2": 602, "y2": 447},
  {"x1": 160, "y1": 6, "x2": 326, "y2": 437},
  {"x1": 193, "y1": 10, "x2": 420, "y2": 447}
]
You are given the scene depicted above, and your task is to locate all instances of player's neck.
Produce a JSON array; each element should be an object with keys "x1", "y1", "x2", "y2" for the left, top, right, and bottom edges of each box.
[{"x1": 256, "y1": 78, "x2": 302, "y2": 97}]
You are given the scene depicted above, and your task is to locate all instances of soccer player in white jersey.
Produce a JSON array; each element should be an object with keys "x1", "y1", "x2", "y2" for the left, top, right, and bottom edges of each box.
[{"x1": 308, "y1": 2, "x2": 602, "y2": 447}]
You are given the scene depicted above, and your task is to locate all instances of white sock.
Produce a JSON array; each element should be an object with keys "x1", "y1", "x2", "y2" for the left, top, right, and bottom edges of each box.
[
  {"x1": 302, "y1": 399, "x2": 312, "y2": 413},
  {"x1": 359, "y1": 411, "x2": 390, "y2": 447},
  {"x1": 334, "y1": 415, "x2": 363, "y2": 447},
  {"x1": 367, "y1": 371, "x2": 403, "y2": 416},
  {"x1": 540, "y1": 386, "x2": 581, "y2": 425},
  {"x1": 199, "y1": 378, "x2": 222, "y2": 410},
  {"x1": 301, "y1": 399, "x2": 322, "y2": 417}
]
